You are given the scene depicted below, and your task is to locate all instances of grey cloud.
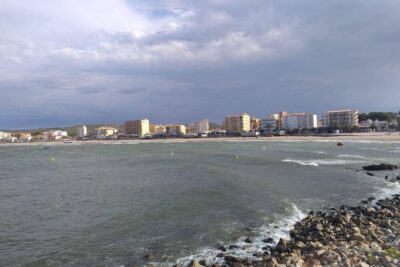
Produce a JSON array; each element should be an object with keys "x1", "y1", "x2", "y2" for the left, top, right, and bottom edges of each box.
[{"x1": 0, "y1": 0, "x2": 400, "y2": 129}]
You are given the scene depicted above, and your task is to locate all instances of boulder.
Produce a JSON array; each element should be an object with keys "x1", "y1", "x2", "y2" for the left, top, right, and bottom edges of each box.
[{"x1": 362, "y1": 163, "x2": 398, "y2": 171}]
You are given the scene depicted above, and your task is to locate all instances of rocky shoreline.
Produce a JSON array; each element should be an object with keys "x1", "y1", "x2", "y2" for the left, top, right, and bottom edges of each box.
[{"x1": 182, "y1": 165, "x2": 400, "y2": 267}]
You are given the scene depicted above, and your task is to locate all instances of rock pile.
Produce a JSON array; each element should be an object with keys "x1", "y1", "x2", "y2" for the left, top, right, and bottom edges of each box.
[
  {"x1": 186, "y1": 195, "x2": 400, "y2": 267},
  {"x1": 362, "y1": 163, "x2": 398, "y2": 171}
]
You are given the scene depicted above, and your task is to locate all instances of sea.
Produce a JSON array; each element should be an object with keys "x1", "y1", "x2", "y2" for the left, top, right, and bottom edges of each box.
[{"x1": 0, "y1": 140, "x2": 399, "y2": 266}]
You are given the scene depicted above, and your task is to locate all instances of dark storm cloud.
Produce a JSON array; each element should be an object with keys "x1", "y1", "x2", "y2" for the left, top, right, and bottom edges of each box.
[{"x1": 0, "y1": 0, "x2": 400, "y2": 129}]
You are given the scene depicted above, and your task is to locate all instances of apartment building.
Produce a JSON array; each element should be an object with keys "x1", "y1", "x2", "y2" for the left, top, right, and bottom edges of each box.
[
  {"x1": 251, "y1": 117, "x2": 261, "y2": 131},
  {"x1": 0, "y1": 131, "x2": 11, "y2": 140},
  {"x1": 124, "y1": 119, "x2": 150, "y2": 137},
  {"x1": 194, "y1": 119, "x2": 209, "y2": 133},
  {"x1": 224, "y1": 113, "x2": 251, "y2": 133},
  {"x1": 77, "y1": 125, "x2": 87, "y2": 138},
  {"x1": 166, "y1": 125, "x2": 186, "y2": 136},
  {"x1": 149, "y1": 124, "x2": 166, "y2": 134},
  {"x1": 323, "y1": 109, "x2": 359, "y2": 128},
  {"x1": 281, "y1": 113, "x2": 318, "y2": 130}
]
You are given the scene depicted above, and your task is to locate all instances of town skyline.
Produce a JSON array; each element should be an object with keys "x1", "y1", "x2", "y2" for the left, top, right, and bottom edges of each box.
[{"x1": 1, "y1": 108, "x2": 399, "y2": 131}]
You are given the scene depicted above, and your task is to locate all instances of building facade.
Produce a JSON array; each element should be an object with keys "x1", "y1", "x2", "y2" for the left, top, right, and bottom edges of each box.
[
  {"x1": 166, "y1": 125, "x2": 186, "y2": 136},
  {"x1": 224, "y1": 113, "x2": 251, "y2": 133},
  {"x1": 194, "y1": 119, "x2": 209, "y2": 133},
  {"x1": 94, "y1": 127, "x2": 118, "y2": 138},
  {"x1": 250, "y1": 117, "x2": 261, "y2": 131},
  {"x1": 77, "y1": 125, "x2": 87, "y2": 138},
  {"x1": 0, "y1": 131, "x2": 11, "y2": 140},
  {"x1": 149, "y1": 124, "x2": 166, "y2": 134},
  {"x1": 324, "y1": 109, "x2": 359, "y2": 128},
  {"x1": 281, "y1": 113, "x2": 318, "y2": 130},
  {"x1": 124, "y1": 119, "x2": 150, "y2": 137}
]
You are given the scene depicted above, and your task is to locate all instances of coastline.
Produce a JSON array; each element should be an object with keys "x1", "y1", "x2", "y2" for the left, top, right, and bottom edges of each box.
[
  {"x1": 1, "y1": 132, "x2": 400, "y2": 146},
  {"x1": 175, "y1": 164, "x2": 400, "y2": 267},
  {"x1": 181, "y1": 189, "x2": 400, "y2": 267}
]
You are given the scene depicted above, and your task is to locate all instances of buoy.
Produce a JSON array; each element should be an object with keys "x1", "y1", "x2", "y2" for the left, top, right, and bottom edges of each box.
[
  {"x1": 235, "y1": 155, "x2": 239, "y2": 160},
  {"x1": 51, "y1": 157, "x2": 55, "y2": 162}
]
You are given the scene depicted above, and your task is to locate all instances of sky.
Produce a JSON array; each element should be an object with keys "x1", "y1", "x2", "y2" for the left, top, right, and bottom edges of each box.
[{"x1": 1, "y1": 0, "x2": 400, "y2": 129}]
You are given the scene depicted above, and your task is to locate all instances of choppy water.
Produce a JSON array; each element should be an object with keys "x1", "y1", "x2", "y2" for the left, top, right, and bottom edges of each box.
[{"x1": 0, "y1": 140, "x2": 399, "y2": 266}]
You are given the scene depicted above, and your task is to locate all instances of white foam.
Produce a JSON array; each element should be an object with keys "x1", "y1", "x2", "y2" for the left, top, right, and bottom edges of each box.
[
  {"x1": 175, "y1": 203, "x2": 305, "y2": 266},
  {"x1": 373, "y1": 181, "x2": 400, "y2": 202},
  {"x1": 282, "y1": 159, "x2": 319, "y2": 166},
  {"x1": 338, "y1": 154, "x2": 366, "y2": 159},
  {"x1": 282, "y1": 158, "x2": 366, "y2": 166}
]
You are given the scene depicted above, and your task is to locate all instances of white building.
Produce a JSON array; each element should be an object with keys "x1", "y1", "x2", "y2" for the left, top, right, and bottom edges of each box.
[
  {"x1": 323, "y1": 109, "x2": 359, "y2": 128},
  {"x1": 261, "y1": 114, "x2": 280, "y2": 130},
  {"x1": 77, "y1": 125, "x2": 88, "y2": 138},
  {"x1": 124, "y1": 119, "x2": 150, "y2": 137},
  {"x1": 281, "y1": 113, "x2": 318, "y2": 130},
  {"x1": 194, "y1": 119, "x2": 209, "y2": 133},
  {"x1": 51, "y1": 130, "x2": 69, "y2": 140},
  {"x1": 166, "y1": 125, "x2": 186, "y2": 136},
  {"x1": 359, "y1": 119, "x2": 373, "y2": 127},
  {"x1": 373, "y1": 120, "x2": 389, "y2": 131},
  {"x1": 0, "y1": 131, "x2": 11, "y2": 140}
]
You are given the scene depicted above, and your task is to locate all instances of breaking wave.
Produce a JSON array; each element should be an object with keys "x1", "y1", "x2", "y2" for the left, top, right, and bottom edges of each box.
[
  {"x1": 175, "y1": 203, "x2": 305, "y2": 266},
  {"x1": 282, "y1": 158, "x2": 366, "y2": 166}
]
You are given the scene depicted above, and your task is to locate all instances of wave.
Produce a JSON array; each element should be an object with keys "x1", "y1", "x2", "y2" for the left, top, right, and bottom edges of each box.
[
  {"x1": 372, "y1": 182, "x2": 400, "y2": 203},
  {"x1": 282, "y1": 158, "x2": 366, "y2": 167},
  {"x1": 338, "y1": 154, "x2": 366, "y2": 159},
  {"x1": 282, "y1": 159, "x2": 319, "y2": 166},
  {"x1": 175, "y1": 203, "x2": 305, "y2": 266}
]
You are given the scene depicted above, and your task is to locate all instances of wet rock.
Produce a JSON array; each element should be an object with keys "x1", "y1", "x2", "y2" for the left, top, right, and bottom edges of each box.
[
  {"x1": 228, "y1": 245, "x2": 240, "y2": 250},
  {"x1": 244, "y1": 237, "x2": 252, "y2": 243},
  {"x1": 366, "y1": 172, "x2": 375, "y2": 176},
  {"x1": 362, "y1": 163, "x2": 398, "y2": 171},
  {"x1": 144, "y1": 253, "x2": 155, "y2": 262},
  {"x1": 217, "y1": 245, "x2": 226, "y2": 252},
  {"x1": 263, "y1": 237, "x2": 274, "y2": 243}
]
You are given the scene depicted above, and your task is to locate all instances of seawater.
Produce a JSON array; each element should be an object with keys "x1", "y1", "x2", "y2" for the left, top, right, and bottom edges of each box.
[{"x1": 0, "y1": 140, "x2": 399, "y2": 266}]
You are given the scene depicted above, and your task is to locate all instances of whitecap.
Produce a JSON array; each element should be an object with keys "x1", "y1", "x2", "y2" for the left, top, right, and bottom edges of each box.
[
  {"x1": 282, "y1": 159, "x2": 319, "y2": 166},
  {"x1": 282, "y1": 158, "x2": 366, "y2": 166},
  {"x1": 338, "y1": 154, "x2": 366, "y2": 159},
  {"x1": 175, "y1": 203, "x2": 305, "y2": 266}
]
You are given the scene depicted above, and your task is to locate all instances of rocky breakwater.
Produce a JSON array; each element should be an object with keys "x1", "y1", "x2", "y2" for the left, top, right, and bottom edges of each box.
[
  {"x1": 184, "y1": 164, "x2": 400, "y2": 267},
  {"x1": 185, "y1": 196, "x2": 400, "y2": 267}
]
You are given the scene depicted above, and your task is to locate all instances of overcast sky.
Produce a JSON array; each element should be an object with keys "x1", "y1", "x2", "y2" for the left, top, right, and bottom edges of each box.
[{"x1": 1, "y1": 0, "x2": 400, "y2": 129}]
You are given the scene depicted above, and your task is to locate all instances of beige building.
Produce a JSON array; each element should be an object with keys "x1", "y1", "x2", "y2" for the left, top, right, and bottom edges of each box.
[
  {"x1": 125, "y1": 119, "x2": 150, "y2": 137},
  {"x1": 251, "y1": 117, "x2": 261, "y2": 131},
  {"x1": 166, "y1": 125, "x2": 186, "y2": 135},
  {"x1": 94, "y1": 127, "x2": 118, "y2": 138},
  {"x1": 149, "y1": 124, "x2": 166, "y2": 134},
  {"x1": 323, "y1": 109, "x2": 359, "y2": 128},
  {"x1": 224, "y1": 113, "x2": 251, "y2": 133}
]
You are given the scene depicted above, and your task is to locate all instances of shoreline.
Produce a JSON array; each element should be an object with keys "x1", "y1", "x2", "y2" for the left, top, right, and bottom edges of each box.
[
  {"x1": 1, "y1": 133, "x2": 400, "y2": 146},
  {"x1": 178, "y1": 167, "x2": 400, "y2": 267}
]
